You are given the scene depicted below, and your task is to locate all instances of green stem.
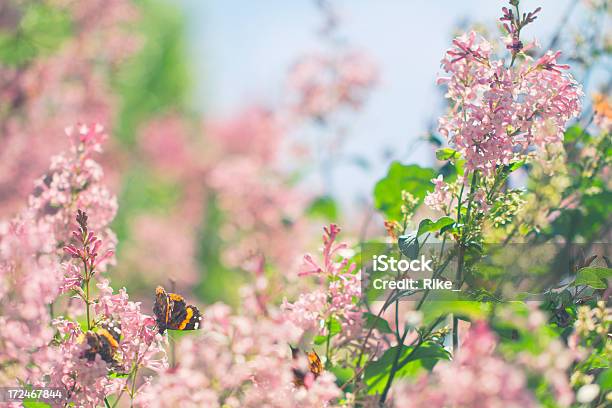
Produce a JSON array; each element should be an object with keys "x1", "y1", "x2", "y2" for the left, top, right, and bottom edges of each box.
[
  {"x1": 380, "y1": 315, "x2": 446, "y2": 403},
  {"x1": 453, "y1": 171, "x2": 477, "y2": 353},
  {"x1": 325, "y1": 316, "x2": 332, "y2": 364},
  {"x1": 379, "y1": 326, "x2": 409, "y2": 404},
  {"x1": 129, "y1": 365, "x2": 139, "y2": 407},
  {"x1": 83, "y1": 260, "x2": 91, "y2": 331}
]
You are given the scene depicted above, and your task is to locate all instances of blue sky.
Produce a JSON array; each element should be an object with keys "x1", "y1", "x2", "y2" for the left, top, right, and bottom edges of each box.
[{"x1": 178, "y1": 0, "x2": 582, "y2": 207}]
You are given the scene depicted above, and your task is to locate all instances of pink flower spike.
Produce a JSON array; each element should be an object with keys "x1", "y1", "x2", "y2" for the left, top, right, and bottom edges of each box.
[
  {"x1": 91, "y1": 239, "x2": 102, "y2": 256},
  {"x1": 63, "y1": 245, "x2": 79, "y2": 257},
  {"x1": 94, "y1": 250, "x2": 115, "y2": 269},
  {"x1": 299, "y1": 254, "x2": 323, "y2": 276}
]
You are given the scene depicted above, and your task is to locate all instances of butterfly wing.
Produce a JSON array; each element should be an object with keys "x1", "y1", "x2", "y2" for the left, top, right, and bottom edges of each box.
[
  {"x1": 291, "y1": 348, "x2": 324, "y2": 386},
  {"x1": 307, "y1": 351, "x2": 323, "y2": 377},
  {"x1": 154, "y1": 287, "x2": 203, "y2": 332},
  {"x1": 153, "y1": 286, "x2": 170, "y2": 334},
  {"x1": 166, "y1": 292, "x2": 202, "y2": 331}
]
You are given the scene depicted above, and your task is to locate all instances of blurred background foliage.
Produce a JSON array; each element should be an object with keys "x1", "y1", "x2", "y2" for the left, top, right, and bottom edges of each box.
[{"x1": 0, "y1": 0, "x2": 609, "y2": 310}]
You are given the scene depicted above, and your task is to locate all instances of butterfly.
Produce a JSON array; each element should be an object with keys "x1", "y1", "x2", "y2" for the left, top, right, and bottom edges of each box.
[
  {"x1": 81, "y1": 320, "x2": 122, "y2": 364},
  {"x1": 290, "y1": 346, "x2": 324, "y2": 387},
  {"x1": 153, "y1": 286, "x2": 202, "y2": 335}
]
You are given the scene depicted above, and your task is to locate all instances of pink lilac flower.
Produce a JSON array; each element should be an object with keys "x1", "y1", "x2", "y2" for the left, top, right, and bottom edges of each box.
[
  {"x1": 0, "y1": 217, "x2": 62, "y2": 384},
  {"x1": 283, "y1": 224, "x2": 363, "y2": 341},
  {"x1": 500, "y1": 5, "x2": 541, "y2": 57},
  {"x1": 29, "y1": 124, "x2": 118, "y2": 270},
  {"x1": 136, "y1": 303, "x2": 340, "y2": 407},
  {"x1": 48, "y1": 215, "x2": 167, "y2": 406},
  {"x1": 390, "y1": 322, "x2": 537, "y2": 408},
  {"x1": 423, "y1": 175, "x2": 452, "y2": 213},
  {"x1": 437, "y1": 28, "x2": 582, "y2": 178}
]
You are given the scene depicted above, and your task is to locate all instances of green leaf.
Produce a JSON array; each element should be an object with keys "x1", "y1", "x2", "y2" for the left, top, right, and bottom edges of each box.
[
  {"x1": 563, "y1": 125, "x2": 586, "y2": 143},
  {"x1": 417, "y1": 217, "x2": 455, "y2": 237},
  {"x1": 22, "y1": 402, "x2": 51, "y2": 408},
  {"x1": 598, "y1": 368, "x2": 612, "y2": 392},
  {"x1": 0, "y1": 3, "x2": 72, "y2": 66},
  {"x1": 505, "y1": 159, "x2": 526, "y2": 173},
  {"x1": 421, "y1": 301, "x2": 490, "y2": 325},
  {"x1": 313, "y1": 335, "x2": 326, "y2": 345},
  {"x1": 435, "y1": 147, "x2": 458, "y2": 161},
  {"x1": 306, "y1": 196, "x2": 338, "y2": 221},
  {"x1": 373, "y1": 162, "x2": 436, "y2": 220},
  {"x1": 363, "y1": 312, "x2": 393, "y2": 334},
  {"x1": 364, "y1": 343, "x2": 450, "y2": 394},
  {"x1": 314, "y1": 317, "x2": 342, "y2": 345},
  {"x1": 397, "y1": 233, "x2": 419, "y2": 259},
  {"x1": 329, "y1": 365, "x2": 354, "y2": 386},
  {"x1": 574, "y1": 267, "x2": 611, "y2": 289}
]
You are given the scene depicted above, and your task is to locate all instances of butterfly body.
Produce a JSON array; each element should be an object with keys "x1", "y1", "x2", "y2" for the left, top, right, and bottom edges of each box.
[
  {"x1": 153, "y1": 286, "x2": 202, "y2": 334},
  {"x1": 81, "y1": 320, "x2": 122, "y2": 364},
  {"x1": 290, "y1": 346, "x2": 323, "y2": 386}
]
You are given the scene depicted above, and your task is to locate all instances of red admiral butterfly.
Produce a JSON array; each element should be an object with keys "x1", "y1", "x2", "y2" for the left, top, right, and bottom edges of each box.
[
  {"x1": 290, "y1": 346, "x2": 323, "y2": 386},
  {"x1": 81, "y1": 320, "x2": 122, "y2": 364},
  {"x1": 153, "y1": 286, "x2": 202, "y2": 335}
]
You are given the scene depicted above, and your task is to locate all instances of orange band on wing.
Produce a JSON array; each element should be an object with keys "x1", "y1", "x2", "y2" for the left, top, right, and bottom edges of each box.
[
  {"x1": 178, "y1": 307, "x2": 194, "y2": 330},
  {"x1": 98, "y1": 329, "x2": 119, "y2": 350}
]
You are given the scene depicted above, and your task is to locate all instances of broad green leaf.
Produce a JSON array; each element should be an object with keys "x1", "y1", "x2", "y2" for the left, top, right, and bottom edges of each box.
[
  {"x1": 563, "y1": 125, "x2": 587, "y2": 144},
  {"x1": 505, "y1": 159, "x2": 526, "y2": 173},
  {"x1": 580, "y1": 266, "x2": 612, "y2": 279},
  {"x1": 417, "y1": 217, "x2": 455, "y2": 237},
  {"x1": 598, "y1": 368, "x2": 612, "y2": 392},
  {"x1": 435, "y1": 147, "x2": 458, "y2": 161},
  {"x1": 397, "y1": 233, "x2": 418, "y2": 259},
  {"x1": 363, "y1": 312, "x2": 393, "y2": 334},
  {"x1": 364, "y1": 343, "x2": 450, "y2": 394},
  {"x1": 421, "y1": 301, "x2": 490, "y2": 325},
  {"x1": 574, "y1": 267, "x2": 611, "y2": 289},
  {"x1": 329, "y1": 365, "x2": 354, "y2": 386},
  {"x1": 23, "y1": 402, "x2": 51, "y2": 408},
  {"x1": 373, "y1": 162, "x2": 436, "y2": 220},
  {"x1": 314, "y1": 335, "x2": 327, "y2": 345},
  {"x1": 306, "y1": 196, "x2": 338, "y2": 221}
]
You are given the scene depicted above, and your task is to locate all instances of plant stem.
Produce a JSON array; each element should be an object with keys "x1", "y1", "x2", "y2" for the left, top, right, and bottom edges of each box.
[
  {"x1": 379, "y1": 326, "x2": 409, "y2": 404},
  {"x1": 129, "y1": 364, "x2": 139, "y2": 408},
  {"x1": 83, "y1": 260, "x2": 91, "y2": 331},
  {"x1": 325, "y1": 316, "x2": 333, "y2": 363},
  {"x1": 380, "y1": 315, "x2": 446, "y2": 403}
]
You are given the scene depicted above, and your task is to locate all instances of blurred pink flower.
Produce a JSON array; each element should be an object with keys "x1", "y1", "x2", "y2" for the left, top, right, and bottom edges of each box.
[
  {"x1": 209, "y1": 158, "x2": 308, "y2": 273},
  {"x1": 390, "y1": 322, "x2": 537, "y2": 408},
  {"x1": 0, "y1": 0, "x2": 138, "y2": 218},
  {"x1": 206, "y1": 107, "x2": 284, "y2": 163},
  {"x1": 287, "y1": 51, "x2": 378, "y2": 119},
  {"x1": 136, "y1": 303, "x2": 339, "y2": 407}
]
